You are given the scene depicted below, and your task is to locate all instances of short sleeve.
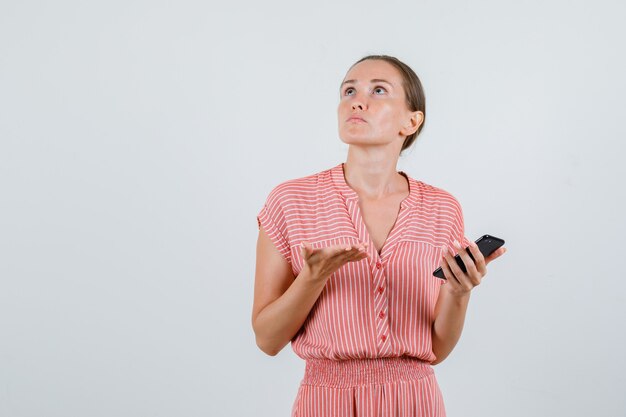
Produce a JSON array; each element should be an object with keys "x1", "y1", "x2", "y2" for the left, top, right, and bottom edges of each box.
[
  {"x1": 256, "y1": 185, "x2": 292, "y2": 265},
  {"x1": 445, "y1": 194, "x2": 472, "y2": 254}
]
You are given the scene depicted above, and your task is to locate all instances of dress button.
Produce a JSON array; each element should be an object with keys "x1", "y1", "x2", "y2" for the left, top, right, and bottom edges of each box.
[
  {"x1": 378, "y1": 286, "x2": 384, "y2": 294},
  {"x1": 375, "y1": 261, "x2": 382, "y2": 269},
  {"x1": 381, "y1": 335, "x2": 387, "y2": 342},
  {"x1": 379, "y1": 311, "x2": 385, "y2": 319}
]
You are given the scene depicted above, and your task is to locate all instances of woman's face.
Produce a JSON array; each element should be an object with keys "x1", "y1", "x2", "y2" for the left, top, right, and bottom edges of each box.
[{"x1": 338, "y1": 59, "x2": 420, "y2": 149}]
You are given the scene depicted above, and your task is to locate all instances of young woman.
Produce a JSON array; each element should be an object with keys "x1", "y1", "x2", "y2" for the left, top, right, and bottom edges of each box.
[{"x1": 252, "y1": 54, "x2": 507, "y2": 417}]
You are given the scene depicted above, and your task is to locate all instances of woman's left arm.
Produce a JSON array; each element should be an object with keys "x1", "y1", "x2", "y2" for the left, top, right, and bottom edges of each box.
[{"x1": 430, "y1": 239, "x2": 507, "y2": 365}]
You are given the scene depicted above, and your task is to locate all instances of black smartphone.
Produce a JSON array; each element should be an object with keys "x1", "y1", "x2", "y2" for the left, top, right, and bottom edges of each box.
[{"x1": 433, "y1": 234, "x2": 505, "y2": 279}]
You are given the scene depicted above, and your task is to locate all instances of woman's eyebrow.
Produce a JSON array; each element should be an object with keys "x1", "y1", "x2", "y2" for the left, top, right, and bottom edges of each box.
[{"x1": 340, "y1": 78, "x2": 394, "y2": 88}]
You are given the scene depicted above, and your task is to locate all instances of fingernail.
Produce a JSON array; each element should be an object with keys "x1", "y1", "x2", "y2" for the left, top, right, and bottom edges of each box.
[{"x1": 453, "y1": 239, "x2": 460, "y2": 247}]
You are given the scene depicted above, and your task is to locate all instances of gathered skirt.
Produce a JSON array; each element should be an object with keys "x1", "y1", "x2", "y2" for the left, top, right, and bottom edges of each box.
[{"x1": 291, "y1": 356, "x2": 446, "y2": 417}]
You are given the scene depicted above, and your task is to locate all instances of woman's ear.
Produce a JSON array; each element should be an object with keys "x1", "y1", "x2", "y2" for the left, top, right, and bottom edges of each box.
[{"x1": 400, "y1": 110, "x2": 424, "y2": 136}]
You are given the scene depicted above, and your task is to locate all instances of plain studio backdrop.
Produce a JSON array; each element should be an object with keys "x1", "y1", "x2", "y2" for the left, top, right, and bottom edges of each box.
[{"x1": 1, "y1": 1, "x2": 625, "y2": 416}]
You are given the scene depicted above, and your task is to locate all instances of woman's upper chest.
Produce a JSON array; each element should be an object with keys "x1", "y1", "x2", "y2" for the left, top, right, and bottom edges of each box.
[{"x1": 357, "y1": 191, "x2": 407, "y2": 253}]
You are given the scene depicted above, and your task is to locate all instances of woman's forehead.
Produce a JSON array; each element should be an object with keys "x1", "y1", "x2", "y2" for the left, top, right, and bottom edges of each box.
[{"x1": 343, "y1": 60, "x2": 402, "y2": 84}]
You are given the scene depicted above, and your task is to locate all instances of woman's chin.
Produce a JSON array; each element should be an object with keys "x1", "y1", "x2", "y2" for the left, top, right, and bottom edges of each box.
[
  {"x1": 340, "y1": 131, "x2": 369, "y2": 142},
  {"x1": 339, "y1": 134, "x2": 384, "y2": 146},
  {"x1": 339, "y1": 137, "x2": 367, "y2": 146}
]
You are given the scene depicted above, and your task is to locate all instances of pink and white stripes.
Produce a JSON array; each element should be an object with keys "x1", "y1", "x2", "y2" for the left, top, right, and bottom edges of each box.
[
  {"x1": 293, "y1": 357, "x2": 446, "y2": 417},
  {"x1": 256, "y1": 162, "x2": 470, "y2": 416}
]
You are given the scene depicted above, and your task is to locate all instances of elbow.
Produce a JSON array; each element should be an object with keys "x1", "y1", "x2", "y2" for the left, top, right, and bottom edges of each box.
[
  {"x1": 251, "y1": 315, "x2": 286, "y2": 356},
  {"x1": 262, "y1": 347, "x2": 280, "y2": 357},
  {"x1": 252, "y1": 322, "x2": 282, "y2": 356},
  {"x1": 430, "y1": 341, "x2": 450, "y2": 366},
  {"x1": 430, "y1": 348, "x2": 451, "y2": 366},
  {"x1": 255, "y1": 336, "x2": 281, "y2": 356}
]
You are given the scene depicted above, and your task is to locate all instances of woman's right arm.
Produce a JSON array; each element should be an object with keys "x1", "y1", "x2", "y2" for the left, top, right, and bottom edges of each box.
[{"x1": 251, "y1": 226, "x2": 368, "y2": 356}]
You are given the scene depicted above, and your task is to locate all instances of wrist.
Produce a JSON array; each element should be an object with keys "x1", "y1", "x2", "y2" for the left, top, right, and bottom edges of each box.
[
  {"x1": 299, "y1": 264, "x2": 327, "y2": 284},
  {"x1": 442, "y1": 284, "x2": 472, "y2": 302}
]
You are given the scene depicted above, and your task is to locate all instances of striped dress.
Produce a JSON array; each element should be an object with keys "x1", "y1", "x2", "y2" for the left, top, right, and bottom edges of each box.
[{"x1": 256, "y1": 162, "x2": 471, "y2": 417}]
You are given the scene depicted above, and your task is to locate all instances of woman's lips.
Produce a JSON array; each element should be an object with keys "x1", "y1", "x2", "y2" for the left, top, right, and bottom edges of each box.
[{"x1": 347, "y1": 116, "x2": 366, "y2": 123}]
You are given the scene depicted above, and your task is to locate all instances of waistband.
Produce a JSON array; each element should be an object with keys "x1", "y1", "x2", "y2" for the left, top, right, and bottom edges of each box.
[{"x1": 302, "y1": 356, "x2": 434, "y2": 388}]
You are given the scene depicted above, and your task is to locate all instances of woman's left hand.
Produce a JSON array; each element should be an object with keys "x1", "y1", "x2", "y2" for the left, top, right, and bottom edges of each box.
[{"x1": 440, "y1": 238, "x2": 507, "y2": 298}]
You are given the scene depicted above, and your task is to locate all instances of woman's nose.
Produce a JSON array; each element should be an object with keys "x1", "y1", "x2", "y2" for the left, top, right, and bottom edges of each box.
[{"x1": 351, "y1": 100, "x2": 366, "y2": 111}]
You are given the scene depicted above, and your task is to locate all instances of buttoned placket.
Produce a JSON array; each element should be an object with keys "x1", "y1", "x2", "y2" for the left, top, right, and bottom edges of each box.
[
  {"x1": 370, "y1": 248, "x2": 388, "y2": 349},
  {"x1": 331, "y1": 163, "x2": 417, "y2": 357},
  {"x1": 345, "y1": 198, "x2": 411, "y2": 357}
]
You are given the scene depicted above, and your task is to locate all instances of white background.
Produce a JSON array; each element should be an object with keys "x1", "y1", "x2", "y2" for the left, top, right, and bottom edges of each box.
[{"x1": 1, "y1": 1, "x2": 625, "y2": 416}]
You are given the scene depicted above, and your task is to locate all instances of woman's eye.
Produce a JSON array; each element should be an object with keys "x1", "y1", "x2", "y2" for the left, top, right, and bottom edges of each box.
[{"x1": 343, "y1": 86, "x2": 386, "y2": 96}]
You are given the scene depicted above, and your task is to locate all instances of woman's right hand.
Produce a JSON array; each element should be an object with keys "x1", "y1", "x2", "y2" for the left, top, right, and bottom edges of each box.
[{"x1": 300, "y1": 241, "x2": 370, "y2": 282}]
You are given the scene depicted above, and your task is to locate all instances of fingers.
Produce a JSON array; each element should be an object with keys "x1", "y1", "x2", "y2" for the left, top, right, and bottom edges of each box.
[
  {"x1": 485, "y1": 246, "x2": 507, "y2": 264},
  {"x1": 442, "y1": 247, "x2": 471, "y2": 290},
  {"x1": 451, "y1": 240, "x2": 479, "y2": 286},
  {"x1": 440, "y1": 253, "x2": 457, "y2": 285},
  {"x1": 300, "y1": 241, "x2": 310, "y2": 259},
  {"x1": 339, "y1": 242, "x2": 369, "y2": 262},
  {"x1": 301, "y1": 241, "x2": 370, "y2": 263},
  {"x1": 336, "y1": 242, "x2": 368, "y2": 255},
  {"x1": 458, "y1": 239, "x2": 488, "y2": 284},
  {"x1": 439, "y1": 238, "x2": 505, "y2": 295},
  {"x1": 470, "y1": 240, "x2": 488, "y2": 272}
]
